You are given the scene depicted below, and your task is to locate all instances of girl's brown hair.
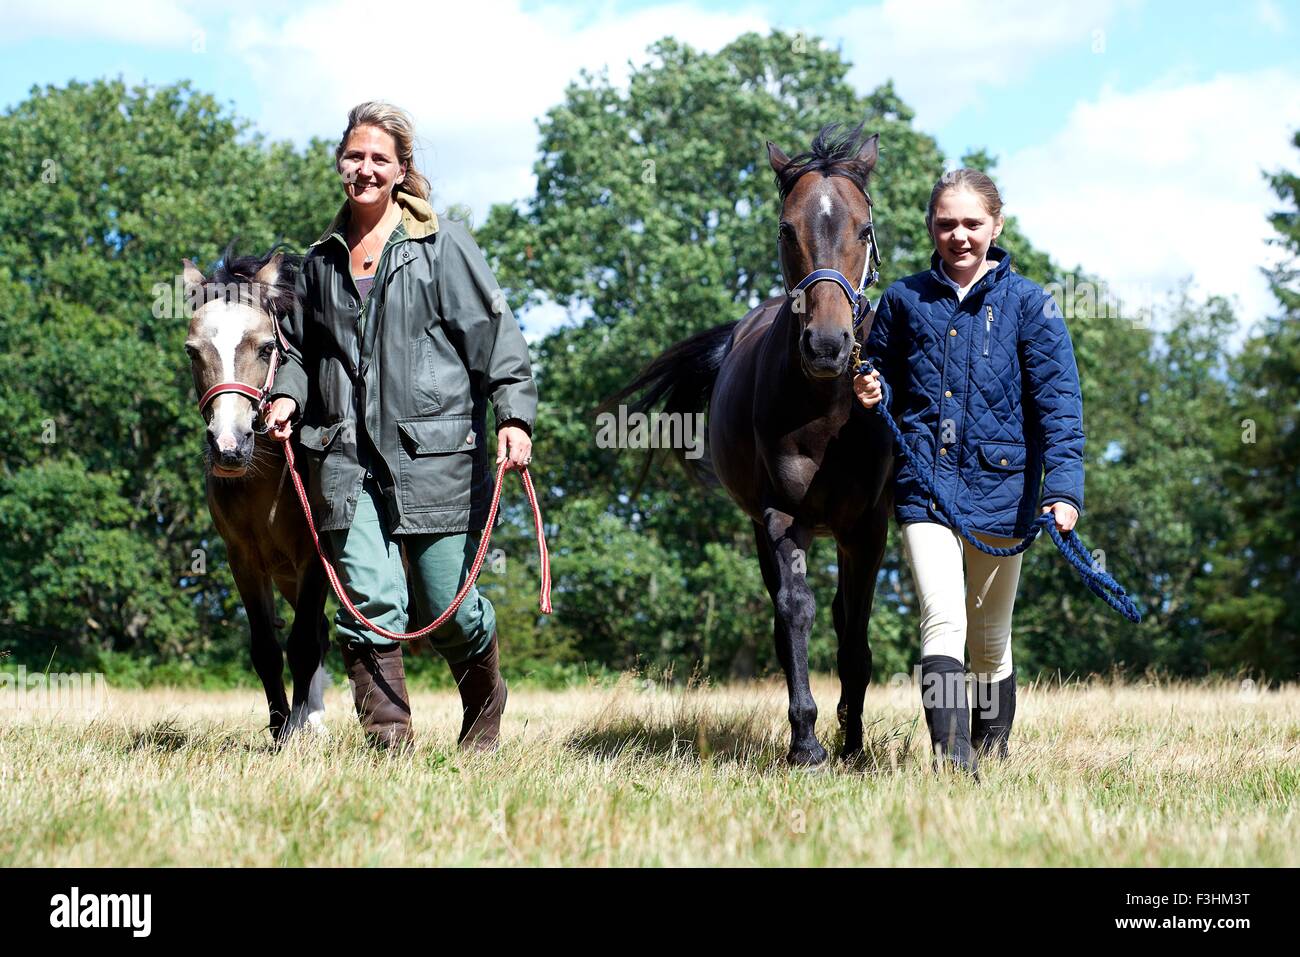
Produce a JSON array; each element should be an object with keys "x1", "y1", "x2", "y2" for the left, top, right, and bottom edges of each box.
[
  {"x1": 334, "y1": 101, "x2": 431, "y2": 201},
  {"x1": 925, "y1": 168, "x2": 1003, "y2": 233}
]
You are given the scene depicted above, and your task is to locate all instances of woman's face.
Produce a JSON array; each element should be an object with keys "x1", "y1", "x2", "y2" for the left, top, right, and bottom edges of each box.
[
  {"x1": 930, "y1": 187, "x2": 1003, "y2": 273},
  {"x1": 338, "y1": 124, "x2": 406, "y2": 209}
]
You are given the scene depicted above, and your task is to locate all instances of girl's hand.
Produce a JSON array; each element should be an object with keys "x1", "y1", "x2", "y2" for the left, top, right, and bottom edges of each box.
[
  {"x1": 1042, "y1": 502, "x2": 1079, "y2": 533},
  {"x1": 853, "y1": 369, "x2": 882, "y2": 409},
  {"x1": 265, "y1": 397, "x2": 298, "y2": 442},
  {"x1": 497, "y1": 425, "x2": 532, "y2": 469}
]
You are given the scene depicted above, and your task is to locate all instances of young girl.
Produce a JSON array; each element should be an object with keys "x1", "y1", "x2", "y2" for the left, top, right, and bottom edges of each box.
[{"x1": 854, "y1": 169, "x2": 1084, "y2": 774}]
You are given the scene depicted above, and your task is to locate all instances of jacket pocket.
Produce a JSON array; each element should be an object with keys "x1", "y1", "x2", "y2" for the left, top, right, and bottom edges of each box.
[
  {"x1": 978, "y1": 441, "x2": 1026, "y2": 471},
  {"x1": 410, "y1": 335, "x2": 442, "y2": 414},
  {"x1": 295, "y1": 422, "x2": 345, "y2": 510},
  {"x1": 396, "y1": 415, "x2": 477, "y2": 514},
  {"x1": 316, "y1": 355, "x2": 353, "y2": 422}
]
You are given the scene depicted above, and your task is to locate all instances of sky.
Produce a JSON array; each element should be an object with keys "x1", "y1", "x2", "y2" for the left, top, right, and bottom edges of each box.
[{"x1": 4, "y1": 0, "x2": 1298, "y2": 342}]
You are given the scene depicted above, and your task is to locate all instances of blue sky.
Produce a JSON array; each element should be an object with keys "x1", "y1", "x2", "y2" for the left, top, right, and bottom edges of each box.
[{"x1": 5, "y1": 0, "x2": 1298, "y2": 338}]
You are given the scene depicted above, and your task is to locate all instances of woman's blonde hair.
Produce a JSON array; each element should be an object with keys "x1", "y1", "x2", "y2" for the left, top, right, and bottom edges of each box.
[
  {"x1": 925, "y1": 168, "x2": 1003, "y2": 233},
  {"x1": 334, "y1": 101, "x2": 431, "y2": 201}
]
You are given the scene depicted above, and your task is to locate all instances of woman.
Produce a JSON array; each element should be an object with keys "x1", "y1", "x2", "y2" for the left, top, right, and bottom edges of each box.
[
  {"x1": 264, "y1": 102, "x2": 537, "y2": 752},
  {"x1": 854, "y1": 169, "x2": 1084, "y2": 774}
]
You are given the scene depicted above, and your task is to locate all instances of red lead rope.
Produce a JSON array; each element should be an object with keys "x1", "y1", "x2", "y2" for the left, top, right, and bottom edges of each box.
[{"x1": 281, "y1": 439, "x2": 552, "y2": 641}]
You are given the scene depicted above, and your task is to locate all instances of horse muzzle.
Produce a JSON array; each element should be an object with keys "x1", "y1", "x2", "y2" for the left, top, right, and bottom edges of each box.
[{"x1": 799, "y1": 327, "x2": 853, "y2": 379}]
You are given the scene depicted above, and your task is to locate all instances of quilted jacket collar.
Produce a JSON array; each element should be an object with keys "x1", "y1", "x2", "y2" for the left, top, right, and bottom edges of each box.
[
  {"x1": 928, "y1": 244, "x2": 1011, "y2": 301},
  {"x1": 310, "y1": 190, "x2": 440, "y2": 248}
]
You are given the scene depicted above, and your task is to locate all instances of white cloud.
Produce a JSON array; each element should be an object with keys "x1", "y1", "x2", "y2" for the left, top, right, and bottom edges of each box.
[
  {"x1": 827, "y1": 0, "x2": 1129, "y2": 129},
  {"x1": 2, "y1": 0, "x2": 204, "y2": 46},
  {"x1": 997, "y1": 68, "x2": 1300, "y2": 333},
  {"x1": 223, "y1": 0, "x2": 769, "y2": 220}
]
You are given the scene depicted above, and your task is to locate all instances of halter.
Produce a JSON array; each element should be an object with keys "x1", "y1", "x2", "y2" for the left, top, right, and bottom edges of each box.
[
  {"x1": 196, "y1": 308, "x2": 290, "y2": 435},
  {"x1": 783, "y1": 193, "x2": 882, "y2": 374}
]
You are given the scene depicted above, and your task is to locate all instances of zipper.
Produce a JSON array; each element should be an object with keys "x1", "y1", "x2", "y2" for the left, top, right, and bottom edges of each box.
[{"x1": 983, "y1": 304, "x2": 993, "y2": 357}]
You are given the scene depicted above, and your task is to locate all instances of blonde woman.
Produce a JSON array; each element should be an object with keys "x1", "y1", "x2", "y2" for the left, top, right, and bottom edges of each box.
[{"x1": 265, "y1": 102, "x2": 537, "y2": 751}]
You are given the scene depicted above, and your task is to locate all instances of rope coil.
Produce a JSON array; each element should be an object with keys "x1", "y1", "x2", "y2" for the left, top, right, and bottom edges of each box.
[{"x1": 282, "y1": 442, "x2": 552, "y2": 641}]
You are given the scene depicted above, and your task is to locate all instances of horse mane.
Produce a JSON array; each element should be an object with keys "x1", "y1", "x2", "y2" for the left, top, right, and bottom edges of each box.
[
  {"x1": 203, "y1": 241, "x2": 302, "y2": 318},
  {"x1": 774, "y1": 121, "x2": 874, "y2": 199}
]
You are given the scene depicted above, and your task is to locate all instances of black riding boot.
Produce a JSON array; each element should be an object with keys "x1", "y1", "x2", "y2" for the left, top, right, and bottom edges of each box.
[
  {"x1": 919, "y1": 655, "x2": 978, "y2": 776},
  {"x1": 970, "y1": 670, "x2": 1016, "y2": 759}
]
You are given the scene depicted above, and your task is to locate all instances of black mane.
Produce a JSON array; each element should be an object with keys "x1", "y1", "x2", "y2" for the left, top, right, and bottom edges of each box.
[
  {"x1": 775, "y1": 121, "x2": 875, "y2": 199},
  {"x1": 203, "y1": 241, "x2": 302, "y2": 317}
]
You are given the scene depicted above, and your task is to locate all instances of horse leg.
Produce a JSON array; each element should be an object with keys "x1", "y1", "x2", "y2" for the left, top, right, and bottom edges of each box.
[
  {"x1": 282, "y1": 561, "x2": 330, "y2": 739},
  {"x1": 833, "y1": 503, "x2": 890, "y2": 759},
  {"x1": 755, "y1": 510, "x2": 826, "y2": 767},
  {"x1": 232, "y1": 559, "x2": 289, "y2": 744}
]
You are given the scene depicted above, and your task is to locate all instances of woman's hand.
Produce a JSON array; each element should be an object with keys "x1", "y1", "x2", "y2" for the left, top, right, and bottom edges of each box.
[
  {"x1": 853, "y1": 369, "x2": 882, "y2": 409},
  {"x1": 265, "y1": 397, "x2": 298, "y2": 442},
  {"x1": 1042, "y1": 501, "x2": 1079, "y2": 533},
  {"x1": 497, "y1": 424, "x2": 532, "y2": 469}
]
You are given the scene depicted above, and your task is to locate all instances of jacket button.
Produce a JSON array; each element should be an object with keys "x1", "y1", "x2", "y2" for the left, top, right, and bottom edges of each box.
[
  {"x1": 939, "y1": 447, "x2": 947, "y2": 456},
  {"x1": 949, "y1": 328, "x2": 957, "y2": 337},
  {"x1": 944, "y1": 390, "x2": 952, "y2": 398},
  {"x1": 1000, "y1": 457, "x2": 1009, "y2": 465}
]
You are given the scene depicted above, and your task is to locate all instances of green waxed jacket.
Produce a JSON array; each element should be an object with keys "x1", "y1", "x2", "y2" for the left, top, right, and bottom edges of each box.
[{"x1": 269, "y1": 190, "x2": 537, "y2": 534}]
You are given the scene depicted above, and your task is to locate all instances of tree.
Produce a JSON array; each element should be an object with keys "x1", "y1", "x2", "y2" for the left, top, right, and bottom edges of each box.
[{"x1": 0, "y1": 78, "x2": 340, "y2": 669}]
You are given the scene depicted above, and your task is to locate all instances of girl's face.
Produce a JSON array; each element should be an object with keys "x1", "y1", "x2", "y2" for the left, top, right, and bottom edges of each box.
[
  {"x1": 930, "y1": 187, "x2": 1003, "y2": 273},
  {"x1": 338, "y1": 124, "x2": 406, "y2": 209}
]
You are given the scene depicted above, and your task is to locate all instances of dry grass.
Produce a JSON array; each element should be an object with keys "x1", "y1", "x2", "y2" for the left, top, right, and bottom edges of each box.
[{"x1": 1, "y1": 675, "x2": 1296, "y2": 866}]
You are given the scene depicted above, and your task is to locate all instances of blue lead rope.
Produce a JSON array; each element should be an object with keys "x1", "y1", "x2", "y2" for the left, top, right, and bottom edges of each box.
[{"x1": 858, "y1": 360, "x2": 1142, "y2": 623}]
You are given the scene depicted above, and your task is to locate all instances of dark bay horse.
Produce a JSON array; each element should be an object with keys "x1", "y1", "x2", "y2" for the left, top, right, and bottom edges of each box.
[
  {"x1": 183, "y1": 248, "x2": 330, "y2": 743},
  {"x1": 606, "y1": 123, "x2": 895, "y2": 766}
]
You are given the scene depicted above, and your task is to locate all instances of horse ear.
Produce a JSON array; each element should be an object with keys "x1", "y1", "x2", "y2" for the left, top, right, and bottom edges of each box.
[
  {"x1": 767, "y1": 140, "x2": 791, "y2": 176},
  {"x1": 182, "y1": 258, "x2": 205, "y2": 288},
  {"x1": 856, "y1": 132, "x2": 880, "y2": 173},
  {"x1": 254, "y1": 253, "x2": 282, "y2": 290}
]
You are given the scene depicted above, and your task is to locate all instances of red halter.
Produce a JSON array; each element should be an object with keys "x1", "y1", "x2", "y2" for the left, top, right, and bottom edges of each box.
[{"x1": 196, "y1": 311, "x2": 287, "y2": 433}]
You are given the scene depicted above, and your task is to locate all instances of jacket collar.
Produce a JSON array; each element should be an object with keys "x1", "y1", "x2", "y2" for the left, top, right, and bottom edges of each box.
[
  {"x1": 929, "y1": 244, "x2": 1011, "y2": 299},
  {"x1": 310, "y1": 190, "x2": 440, "y2": 248}
]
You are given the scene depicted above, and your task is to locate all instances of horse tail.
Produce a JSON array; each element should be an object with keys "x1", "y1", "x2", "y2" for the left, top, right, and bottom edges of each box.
[{"x1": 598, "y1": 320, "x2": 739, "y2": 492}]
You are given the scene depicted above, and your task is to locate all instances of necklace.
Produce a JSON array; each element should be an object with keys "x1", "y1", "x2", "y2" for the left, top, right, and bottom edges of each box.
[{"x1": 355, "y1": 206, "x2": 398, "y2": 269}]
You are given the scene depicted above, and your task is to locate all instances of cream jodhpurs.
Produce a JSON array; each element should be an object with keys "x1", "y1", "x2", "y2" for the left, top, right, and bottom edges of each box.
[{"x1": 899, "y1": 521, "x2": 1024, "y2": 681}]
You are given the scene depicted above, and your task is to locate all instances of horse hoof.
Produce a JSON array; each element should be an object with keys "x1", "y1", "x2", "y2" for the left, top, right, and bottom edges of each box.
[{"x1": 787, "y1": 744, "x2": 829, "y2": 769}]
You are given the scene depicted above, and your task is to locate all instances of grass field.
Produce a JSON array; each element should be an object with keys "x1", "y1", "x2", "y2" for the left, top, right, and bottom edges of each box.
[{"x1": 1, "y1": 674, "x2": 1296, "y2": 866}]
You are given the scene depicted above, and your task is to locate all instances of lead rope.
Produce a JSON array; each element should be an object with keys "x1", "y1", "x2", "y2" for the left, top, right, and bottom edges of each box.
[
  {"x1": 858, "y1": 359, "x2": 1142, "y2": 623},
  {"x1": 260, "y1": 299, "x2": 552, "y2": 639},
  {"x1": 281, "y1": 441, "x2": 552, "y2": 641}
]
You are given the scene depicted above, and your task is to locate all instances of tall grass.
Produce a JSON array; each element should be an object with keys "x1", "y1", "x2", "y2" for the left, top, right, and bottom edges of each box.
[{"x1": 0, "y1": 675, "x2": 1294, "y2": 866}]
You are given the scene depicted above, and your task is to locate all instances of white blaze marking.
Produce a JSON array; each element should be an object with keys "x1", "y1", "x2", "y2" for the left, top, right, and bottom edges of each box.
[
  {"x1": 202, "y1": 301, "x2": 261, "y2": 450},
  {"x1": 820, "y1": 192, "x2": 833, "y2": 217}
]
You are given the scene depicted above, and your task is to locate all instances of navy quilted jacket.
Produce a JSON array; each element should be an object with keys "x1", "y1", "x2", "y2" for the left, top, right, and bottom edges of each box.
[{"x1": 864, "y1": 245, "x2": 1085, "y2": 537}]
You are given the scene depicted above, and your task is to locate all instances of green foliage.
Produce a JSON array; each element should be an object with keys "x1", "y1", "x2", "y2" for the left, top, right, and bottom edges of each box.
[{"x1": 0, "y1": 78, "x2": 341, "y2": 669}]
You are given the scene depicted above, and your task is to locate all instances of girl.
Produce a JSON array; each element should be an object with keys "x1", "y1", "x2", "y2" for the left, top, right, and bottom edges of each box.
[
  {"x1": 264, "y1": 102, "x2": 537, "y2": 751},
  {"x1": 854, "y1": 169, "x2": 1084, "y2": 774}
]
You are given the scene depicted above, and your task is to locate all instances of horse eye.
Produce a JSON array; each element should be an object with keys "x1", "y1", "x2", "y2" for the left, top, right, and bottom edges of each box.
[
  {"x1": 778, "y1": 222, "x2": 795, "y2": 241},
  {"x1": 259, "y1": 343, "x2": 276, "y2": 359}
]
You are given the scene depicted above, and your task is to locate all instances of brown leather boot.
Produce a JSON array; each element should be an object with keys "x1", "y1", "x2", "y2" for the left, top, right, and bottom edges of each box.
[
  {"x1": 448, "y1": 631, "x2": 507, "y2": 751},
  {"x1": 339, "y1": 640, "x2": 413, "y2": 751}
]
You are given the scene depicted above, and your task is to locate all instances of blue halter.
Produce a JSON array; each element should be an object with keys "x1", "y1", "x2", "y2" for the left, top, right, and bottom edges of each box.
[{"x1": 785, "y1": 215, "x2": 881, "y2": 373}]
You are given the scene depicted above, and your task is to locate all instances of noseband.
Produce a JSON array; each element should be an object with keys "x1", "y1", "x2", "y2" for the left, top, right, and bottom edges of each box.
[
  {"x1": 783, "y1": 192, "x2": 882, "y2": 375},
  {"x1": 196, "y1": 310, "x2": 289, "y2": 435}
]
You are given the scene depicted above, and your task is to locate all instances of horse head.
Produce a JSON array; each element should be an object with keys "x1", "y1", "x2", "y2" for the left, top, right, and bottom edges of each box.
[
  {"x1": 768, "y1": 123, "x2": 880, "y2": 380},
  {"x1": 183, "y1": 247, "x2": 299, "y2": 478}
]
